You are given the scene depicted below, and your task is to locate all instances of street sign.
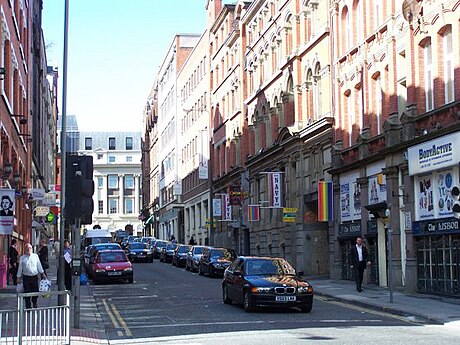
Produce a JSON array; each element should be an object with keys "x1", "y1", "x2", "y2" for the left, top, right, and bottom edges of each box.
[
  {"x1": 283, "y1": 207, "x2": 298, "y2": 223},
  {"x1": 45, "y1": 212, "x2": 56, "y2": 223},
  {"x1": 35, "y1": 206, "x2": 50, "y2": 217}
]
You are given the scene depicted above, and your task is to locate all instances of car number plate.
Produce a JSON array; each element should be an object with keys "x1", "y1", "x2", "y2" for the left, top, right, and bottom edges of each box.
[
  {"x1": 275, "y1": 296, "x2": 296, "y2": 302},
  {"x1": 108, "y1": 272, "x2": 121, "y2": 276}
]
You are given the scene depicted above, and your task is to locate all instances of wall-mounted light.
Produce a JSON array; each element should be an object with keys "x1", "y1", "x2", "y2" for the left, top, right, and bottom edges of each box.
[
  {"x1": 2, "y1": 162, "x2": 13, "y2": 178},
  {"x1": 10, "y1": 114, "x2": 28, "y2": 124},
  {"x1": 21, "y1": 185, "x2": 28, "y2": 194},
  {"x1": 13, "y1": 173, "x2": 21, "y2": 184}
]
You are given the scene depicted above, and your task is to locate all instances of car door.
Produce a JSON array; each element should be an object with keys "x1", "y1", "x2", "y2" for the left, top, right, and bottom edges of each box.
[{"x1": 225, "y1": 258, "x2": 243, "y2": 300}]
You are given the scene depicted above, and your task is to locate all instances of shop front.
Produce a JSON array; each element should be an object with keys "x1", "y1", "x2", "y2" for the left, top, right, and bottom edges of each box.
[{"x1": 408, "y1": 132, "x2": 460, "y2": 296}]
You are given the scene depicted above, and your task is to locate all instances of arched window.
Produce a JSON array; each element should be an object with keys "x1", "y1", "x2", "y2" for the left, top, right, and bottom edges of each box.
[
  {"x1": 313, "y1": 63, "x2": 322, "y2": 119},
  {"x1": 341, "y1": 7, "x2": 351, "y2": 54},
  {"x1": 353, "y1": 0, "x2": 364, "y2": 43}
]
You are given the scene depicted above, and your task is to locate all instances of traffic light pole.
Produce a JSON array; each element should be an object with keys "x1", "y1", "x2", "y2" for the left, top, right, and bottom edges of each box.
[
  {"x1": 58, "y1": 0, "x2": 70, "y2": 306},
  {"x1": 72, "y1": 217, "x2": 81, "y2": 328}
]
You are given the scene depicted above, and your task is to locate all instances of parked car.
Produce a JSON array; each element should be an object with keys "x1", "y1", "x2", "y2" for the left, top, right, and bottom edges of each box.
[
  {"x1": 91, "y1": 250, "x2": 133, "y2": 284},
  {"x1": 152, "y1": 240, "x2": 167, "y2": 259},
  {"x1": 141, "y1": 236, "x2": 156, "y2": 245},
  {"x1": 159, "y1": 242, "x2": 178, "y2": 263},
  {"x1": 126, "y1": 242, "x2": 153, "y2": 262},
  {"x1": 199, "y1": 247, "x2": 237, "y2": 277},
  {"x1": 185, "y1": 246, "x2": 207, "y2": 272},
  {"x1": 85, "y1": 243, "x2": 121, "y2": 278},
  {"x1": 172, "y1": 244, "x2": 191, "y2": 267},
  {"x1": 222, "y1": 256, "x2": 313, "y2": 313}
]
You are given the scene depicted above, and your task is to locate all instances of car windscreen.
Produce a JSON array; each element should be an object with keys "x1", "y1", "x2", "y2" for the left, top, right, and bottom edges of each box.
[
  {"x1": 210, "y1": 249, "x2": 234, "y2": 259},
  {"x1": 156, "y1": 241, "x2": 167, "y2": 248},
  {"x1": 130, "y1": 243, "x2": 147, "y2": 250},
  {"x1": 179, "y1": 246, "x2": 190, "y2": 253},
  {"x1": 246, "y1": 259, "x2": 296, "y2": 276},
  {"x1": 99, "y1": 252, "x2": 127, "y2": 263},
  {"x1": 166, "y1": 244, "x2": 177, "y2": 250},
  {"x1": 95, "y1": 244, "x2": 119, "y2": 251},
  {"x1": 193, "y1": 247, "x2": 204, "y2": 254}
]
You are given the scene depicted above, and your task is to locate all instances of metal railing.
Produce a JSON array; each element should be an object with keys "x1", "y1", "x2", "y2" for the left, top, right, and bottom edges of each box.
[{"x1": 0, "y1": 290, "x2": 70, "y2": 345}]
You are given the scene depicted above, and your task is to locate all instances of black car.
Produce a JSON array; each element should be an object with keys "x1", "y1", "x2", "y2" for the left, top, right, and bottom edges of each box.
[
  {"x1": 172, "y1": 244, "x2": 191, "y2": 267},
  {"x1": 152, "y1": 240, "x2": 167, "y2": 259},
  {"x1": 199, "y1": 247, "x2": 237, "y2": 277},
  {"x1": 159, "y1": 242, "x2": 178, "y2": 263},
  {"x1": 126, "y1": 242, "x2": 153, "y2": 262},
  {"x1": 222, "y1": 256, "x2": 313, "y2": 313},
  {"x1": 185, "y1": 245, "x2": 207, "y2": 272}
]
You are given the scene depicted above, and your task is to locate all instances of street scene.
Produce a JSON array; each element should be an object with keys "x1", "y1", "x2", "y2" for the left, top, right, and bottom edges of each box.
[{"x1": 1, "y1": 0, "x2": 460, "y2": 344}]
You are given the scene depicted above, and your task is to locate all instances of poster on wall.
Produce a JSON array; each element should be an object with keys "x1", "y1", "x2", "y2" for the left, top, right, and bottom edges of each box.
[
  {"x1": 435, "y1": 169, "x2": 455, "y2": 218},
  {"x1": 0, "y1": 189, "x2": 15, "y2": 235},
  {"x1": 417, "y1": 173, "x2": 434, "y2": 220},
  {"x1": 340, "y1": 182, "x2": 351, "y2": 220},
  {"x1": 340, "y1": 171, "x2": 361, "y2": 222},
  {"x1": 352, "y1": 182, "x2": 361, "y2": 219},
  {"x1": 368, "y1": 175, "x2": 387, "y2": 204}
]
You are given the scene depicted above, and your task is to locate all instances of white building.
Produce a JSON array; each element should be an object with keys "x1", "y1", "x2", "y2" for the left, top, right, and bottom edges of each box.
[{"x1": 78, "y1": 131, "x2": 143, "y2": 235}]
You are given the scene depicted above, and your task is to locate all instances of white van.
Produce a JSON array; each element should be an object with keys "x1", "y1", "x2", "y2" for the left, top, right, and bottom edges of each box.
[{"x1": 83, "y1": 229, "x2": 112, "y2": 247}]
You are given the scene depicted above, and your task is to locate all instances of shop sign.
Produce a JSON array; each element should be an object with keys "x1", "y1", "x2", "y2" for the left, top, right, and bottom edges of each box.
[
  {"x1": 413, "y1": 218, "x2": 460, "y2": 236},
  {"x1": 339, "y1": 222, "x2": 361, "y2": 237},
  {"x1": 407, "y1": 132, "x2": 460, "y2": 175}
]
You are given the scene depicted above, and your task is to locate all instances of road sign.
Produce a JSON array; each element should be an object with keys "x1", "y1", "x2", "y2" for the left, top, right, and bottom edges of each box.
[
  {"x1": 35, "y1": 206, "x2": 50, "y2": 217},
  {"x1": 45, "y1": 212, "x2": 56, "y2": 223}
]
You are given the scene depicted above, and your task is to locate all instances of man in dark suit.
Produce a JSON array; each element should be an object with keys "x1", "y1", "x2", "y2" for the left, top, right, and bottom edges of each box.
[{"x1": 349, "y1": 236, "x2": 371, "y2": 292}]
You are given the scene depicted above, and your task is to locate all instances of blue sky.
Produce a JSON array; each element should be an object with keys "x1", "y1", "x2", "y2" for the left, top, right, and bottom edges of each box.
[{"x1": 42, "y1": 0, "x2": 207, "y2": 131}]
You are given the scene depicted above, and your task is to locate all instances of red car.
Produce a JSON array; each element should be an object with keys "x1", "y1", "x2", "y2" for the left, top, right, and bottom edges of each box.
[{"x1": 92, "y1": 250, "x2": 133, "y2": 284}]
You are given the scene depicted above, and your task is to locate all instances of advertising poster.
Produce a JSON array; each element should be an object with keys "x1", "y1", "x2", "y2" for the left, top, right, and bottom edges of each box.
[
  {"x1": 0, "y1": 189, "x2": 15, "y2": 235},
  {"x1": 417, "y1": 173, "x2": 434, "y2": 220},
  {"x1": 340, "y1": 182, "x2": 351, "y2": 221},
  {"x1": 352, "y1": 182, "x2": 362, "y2": 219},
  {"x1": 435, "y1": 169, "x2": 455, "y2": 218},
  {"x1": 368, "y1": 175, "x2": 387, "y2": 205}
]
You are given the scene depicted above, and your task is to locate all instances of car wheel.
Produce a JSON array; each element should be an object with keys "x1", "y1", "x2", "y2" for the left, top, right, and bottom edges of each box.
[
  {"x1": 300, "y1": 304, "x2": 312, "y2": 313},
  {"x1": 128, "y1": 277, "x2": 133, "y2": 284},
  {"x1": 222, "y1": 285, "x2": 232, "y2": 304},
  {"x1": 149, "y1": 257, "x2": 153, "y2": 263},
  {"x1": 93, "y1": 278, "x2": 99, "y2": 285},
  {"x1": 208, "y1": 265, "x2": 214, "y2": 278},
  {"x1": 185, "y1": 263, "x2": 190, "y2": 271},
  {"x1": 199, "y1": 264, "x2": 204, "y2": 275},
  {"x1": 172, "y1": 259, "x2": 176, "y2": 266},
  {"x1": 243, "y1": 291, "x2": 254, "y2": 312}
]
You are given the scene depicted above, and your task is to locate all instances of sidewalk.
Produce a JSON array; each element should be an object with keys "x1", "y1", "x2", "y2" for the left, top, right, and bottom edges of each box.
[{"x1": 310, "y1": 277, "x2": 460, "y2": 325}]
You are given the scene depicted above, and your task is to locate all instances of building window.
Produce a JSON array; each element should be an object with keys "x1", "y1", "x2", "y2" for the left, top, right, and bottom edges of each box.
[
  {"x1": 108, "y1": 175, "x2": 118, "y2": 189},
  {"x1": 126, "y1": 156, "x2": 132, "y2": 162},
  {"x1": 443, "y1": 29, "x2": 454, "y2": 104},
  {"x1": 97, "y1": 177, "x2": 103, "y2": 188},
  {"x1": 98, "y1": 200, "x2": 103, "y2": 214},
  {"x1": 108, "y1": 156, "x2": 116, "y2": 163},
  {"x1": 375, "y1": 75, "x2": 382, "y2": 135},
  {"x1": 126, "y1": 137, "x2": 133, "y2": 150},
  {"x1": 109, "y1": 198, "x2": 118, "y2": 214},
  {"x1": 97, "y1": 154, "x2": 103, "y2": 160},
  {"x1": 347, "y1": 92, "x2": 354, "y2": 146},
  {"x1": 424, "y1": 42, "x2": 434, "y2": 111},
  {"x1": 85, "y1": 137, "x2": 92, "y2": 150},
  {"x1": 125, "y1": 175, "x2": 134, "y2": 189},
  {"x1": 125, "y1": 198, "x2": 134, "y2": 214},
  {"x1": 374, "y1": 0, "x2": 382, "y2": 29},
  {"x1": 109, "y1": 137, "x2": 116, "y2": 150}
]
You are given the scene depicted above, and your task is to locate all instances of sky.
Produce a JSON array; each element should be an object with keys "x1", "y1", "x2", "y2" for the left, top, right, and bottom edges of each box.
[{"x1": 42, "y1": 0, "x2": 207, "y2": 132}]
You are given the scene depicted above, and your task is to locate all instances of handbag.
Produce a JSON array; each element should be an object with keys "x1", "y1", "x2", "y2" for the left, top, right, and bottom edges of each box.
[
  {"x1": 42, "y1": 261, "x2": 49, "y2": 270},
  {"x1": 16, "y1": 282, "x2": 24, "y2": 293}
]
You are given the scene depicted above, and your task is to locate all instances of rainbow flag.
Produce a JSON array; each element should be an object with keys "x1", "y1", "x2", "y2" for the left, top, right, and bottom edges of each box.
[
  {"x1": 318, "y1": 181, "x2": 333, "y2": 222},
  {"x1": 248, "y1": 205, "x2": 260, "y2": 222}
]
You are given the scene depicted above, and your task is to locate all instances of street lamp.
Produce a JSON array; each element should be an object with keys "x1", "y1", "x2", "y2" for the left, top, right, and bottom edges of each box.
[{"x1": 385, "y1": 208, "x2": 394, "y2": 303}]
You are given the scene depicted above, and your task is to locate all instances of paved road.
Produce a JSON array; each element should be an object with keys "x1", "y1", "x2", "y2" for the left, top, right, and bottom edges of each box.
[{"x1": 90, "y1": 259, "x2": 424, "y2": 341}]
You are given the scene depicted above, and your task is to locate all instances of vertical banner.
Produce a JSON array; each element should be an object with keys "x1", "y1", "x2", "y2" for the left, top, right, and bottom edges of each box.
[
  {"x1": 213, "y1": 198, "x2": 222, "y2": 217},
  {"x1": 268, "y1": 172, "x2": 282, "y2": 207},
  {"x1": 224, "y1": 194, "x2": 232, "y2": 221},
  {"x1": 0, "y1": 189, "x2": 15, "y2": 235},
  {"x1": 248, "y1": 205, "x2": 260, "y2": 222},
  {"x1": 318, "y1": 181, "x2": 333, "y2": 222},
  {"x1": 199, "y1": 129, "x2": 209, "y2": 179}
]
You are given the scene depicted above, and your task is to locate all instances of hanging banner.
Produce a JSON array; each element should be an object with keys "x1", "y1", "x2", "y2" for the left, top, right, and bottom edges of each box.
[
  {"x1": 248, "y1": 205, "x2": 260, "y2": 222},
  {"x1": 199, "y1": 130, "x2": 209, "y2": 179},
  {"x1": 224, "y1": 194, "x2": 232, "y2": 221},
  {"x1": 0, "y1": 189, "x2": 15, "y2": 235},
  {"x1": 268, "y1": 172, "x2": 282, "y2": 207},
  {"x1": 213, "y1": 198, "x2": 222, "y2": 217},
  {"x1": 318, "y1": 181, "x2": 333, "y2": 222}
]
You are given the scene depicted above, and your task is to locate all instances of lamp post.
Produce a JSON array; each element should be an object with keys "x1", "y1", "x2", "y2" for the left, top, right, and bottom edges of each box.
[{"x1": 385, "y1": 208, "x2": 394, "y2": 303}]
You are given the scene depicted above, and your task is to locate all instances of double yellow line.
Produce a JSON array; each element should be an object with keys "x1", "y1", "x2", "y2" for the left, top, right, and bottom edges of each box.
[{"x1": 103, "y1": 298, "x2": 132, "y2": 337}]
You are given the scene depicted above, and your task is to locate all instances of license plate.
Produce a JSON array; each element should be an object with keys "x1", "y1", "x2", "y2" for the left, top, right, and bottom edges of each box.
[
  {"x1": 108, "y1": 272, "x2": 121, "y2": 276},
  {"x1": 275, "y1": 295, "x2": 296, "y2": 302}
]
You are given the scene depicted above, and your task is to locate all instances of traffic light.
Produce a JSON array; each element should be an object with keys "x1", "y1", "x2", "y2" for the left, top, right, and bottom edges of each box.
[
  {"x1": 65, "y1": 154, "x2": 94, "y2": 224},
  {"x1": 452, "y1": 186, "x2": 460, "y2": 220}
]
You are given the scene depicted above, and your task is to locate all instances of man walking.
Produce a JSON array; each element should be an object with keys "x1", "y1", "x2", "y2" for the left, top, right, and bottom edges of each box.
[
  {"x1": 8, "y1": 238, "x2": 19, "y2": 285},
  {"x1": 17, "y1": 243, "x2": 46, "y2": 308},
  {"x1": 349, "y1": 236, "x2": 371, "y2": 292}
]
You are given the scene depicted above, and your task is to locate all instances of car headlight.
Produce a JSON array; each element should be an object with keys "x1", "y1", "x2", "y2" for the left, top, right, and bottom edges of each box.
[
  {"x1": 124, "y1": 267, "x2": 133, "y2": 272},
  {"x1": 250, "y1": 287, "x2": 271, "y2": 293},
  {"x1": 298, "y1": 286, "x2": 313, "y2": 293},
  {"x1": 95, "y1": 269, "x2": 106, "y2": 273}
]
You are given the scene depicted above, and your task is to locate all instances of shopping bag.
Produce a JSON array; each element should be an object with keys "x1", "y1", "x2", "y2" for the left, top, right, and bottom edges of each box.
[
  {"x1": 39, "y1": 278, "x2": 51, "y2": 298},
  {"x1": 16, "y1": 282, "x2": 24, "y2": 293}
]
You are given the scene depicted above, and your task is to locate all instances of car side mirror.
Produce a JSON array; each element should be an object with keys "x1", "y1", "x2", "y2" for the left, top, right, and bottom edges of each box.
[
  {"x1": 297, "y1": 270, "x2": 304, "y2": 276},
  {"x1": 233, "y1": 270, "x2": 242, "y2": 277}
]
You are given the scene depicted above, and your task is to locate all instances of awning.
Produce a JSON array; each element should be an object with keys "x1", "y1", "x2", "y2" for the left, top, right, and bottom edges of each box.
[
  {"x1": 32, "y1": 220, "x2": 45, "y2": 229},
  {"x1": 144, "y1": 215, "x2": 155, "y2": 225}
]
